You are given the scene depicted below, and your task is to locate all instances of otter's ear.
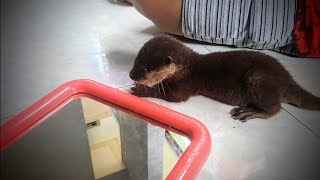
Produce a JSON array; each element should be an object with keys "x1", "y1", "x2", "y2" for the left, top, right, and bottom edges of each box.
[{"x1": 165, "y1": 56, "x2": 173, "y2": 65}]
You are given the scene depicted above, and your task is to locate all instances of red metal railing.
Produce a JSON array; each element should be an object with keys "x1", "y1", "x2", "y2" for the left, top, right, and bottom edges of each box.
[{"x1": 0, "y1": 79, "x2": 211, "y2": 180}]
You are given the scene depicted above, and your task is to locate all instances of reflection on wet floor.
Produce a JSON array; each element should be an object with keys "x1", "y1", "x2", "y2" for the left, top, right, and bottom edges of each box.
[{"x1": 81, "y1": 98, "x2": 189, "y2": 179}]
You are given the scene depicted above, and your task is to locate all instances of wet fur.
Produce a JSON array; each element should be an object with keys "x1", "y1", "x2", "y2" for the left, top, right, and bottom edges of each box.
[{"x1": 129, "y1": 35, "x2": 320, "y2": 122}]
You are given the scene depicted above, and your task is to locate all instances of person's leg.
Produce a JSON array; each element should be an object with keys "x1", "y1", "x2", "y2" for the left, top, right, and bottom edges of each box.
[
  {"x1": 130, "y1": 0, "x2": 183, "y2": 35},
  {"x1": 130, "y1": 0, "x2": 298, "y2": 56}
]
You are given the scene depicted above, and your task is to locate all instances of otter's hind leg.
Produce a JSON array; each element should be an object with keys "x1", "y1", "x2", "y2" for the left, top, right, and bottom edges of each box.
[
  {"x1": 230, "y1": 105, "x2": 281, "y2": 122},
  {"x1": 230, "y1": 76, "x2": 282, "y2": 122}
]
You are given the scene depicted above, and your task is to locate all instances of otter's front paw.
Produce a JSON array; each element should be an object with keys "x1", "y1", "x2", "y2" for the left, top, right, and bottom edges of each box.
[{"x1": 130, "y1": 85, "x2": 155, "y2": 97}]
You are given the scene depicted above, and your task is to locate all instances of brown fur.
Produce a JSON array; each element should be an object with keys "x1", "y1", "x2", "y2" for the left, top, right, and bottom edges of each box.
[{"x1": 129, "y1": 34, "x2": 320, "y2": 122}]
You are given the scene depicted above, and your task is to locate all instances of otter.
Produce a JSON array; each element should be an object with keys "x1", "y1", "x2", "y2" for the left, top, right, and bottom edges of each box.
[{"x1": 129, "y1": 34, "x2": 320, "y2": 122}]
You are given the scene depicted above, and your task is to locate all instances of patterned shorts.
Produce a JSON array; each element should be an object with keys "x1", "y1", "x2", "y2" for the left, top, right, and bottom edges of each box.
[{"x1": 182, "y1": 0, "x2": 297, "y2": 55}]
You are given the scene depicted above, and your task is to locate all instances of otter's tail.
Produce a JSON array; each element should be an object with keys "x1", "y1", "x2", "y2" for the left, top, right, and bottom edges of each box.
[{"x1": 284, "y1": 84, "x2": 320, "y2": 111}]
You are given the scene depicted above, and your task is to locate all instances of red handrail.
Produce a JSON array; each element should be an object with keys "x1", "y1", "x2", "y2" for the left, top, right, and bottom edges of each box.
[{"x1": 0, "y1": 79, "x2": 211, "y2": 180}]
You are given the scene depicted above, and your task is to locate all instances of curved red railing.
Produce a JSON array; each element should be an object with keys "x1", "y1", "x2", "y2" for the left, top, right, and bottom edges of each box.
[{"x1": 0, "y1": 79, "x2": 211, "y2": 180}]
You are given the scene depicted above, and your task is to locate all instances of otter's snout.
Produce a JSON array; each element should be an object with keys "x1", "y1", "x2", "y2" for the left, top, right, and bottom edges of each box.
[
  {"x1": 129, "y1": 68, "x2": 144, "y2": 81},
  {"x1": 129, "y1": 70, "x2": 136, "y2": 80}
]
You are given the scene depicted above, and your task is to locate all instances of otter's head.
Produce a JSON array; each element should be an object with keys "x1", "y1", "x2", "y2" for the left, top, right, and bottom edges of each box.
[{"x1": 129, "y1": 35, "x2": 185, "y2": 87}]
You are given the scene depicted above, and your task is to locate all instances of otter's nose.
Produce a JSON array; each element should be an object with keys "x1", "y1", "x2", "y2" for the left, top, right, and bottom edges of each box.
[
  {"x1": 129, "y1": 70, "x2": 139, "y2": 80},
  {"x1": 130, "y1": 67, "x2": 146, "y2": 80}
]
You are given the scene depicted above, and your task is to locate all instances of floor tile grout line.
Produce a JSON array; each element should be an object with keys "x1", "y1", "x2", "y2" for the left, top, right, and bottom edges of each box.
[
  {"x1": 282, "y1": 107, "x2": 320, "y2": 138},
  {"x1": 203, "y1": 45, "x2": 212, "y2": 52}
]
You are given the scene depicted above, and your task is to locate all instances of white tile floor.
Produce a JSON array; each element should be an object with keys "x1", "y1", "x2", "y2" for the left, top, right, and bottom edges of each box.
[{"x1": 1, "y1": 0, "x2": 320, "y2": 179}]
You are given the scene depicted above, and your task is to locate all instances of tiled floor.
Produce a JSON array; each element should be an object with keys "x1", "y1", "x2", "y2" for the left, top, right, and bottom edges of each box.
[{"x1": 1, "y1": 0, "x2": 320, "y2": 179}]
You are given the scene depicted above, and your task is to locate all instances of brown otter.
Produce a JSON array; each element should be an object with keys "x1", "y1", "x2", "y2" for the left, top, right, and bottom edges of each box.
[{"x1": 129, "y1": 34, "x2": 320, "y2": 122}]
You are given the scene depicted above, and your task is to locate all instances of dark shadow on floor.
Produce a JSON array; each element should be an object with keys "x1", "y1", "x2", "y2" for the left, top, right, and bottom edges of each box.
[
  {"x1": 140, "y1": 26, "x2": 160, "y2": 36},
  {"x1": 169, "y1": 33, "x2": 238, "y2": 49},
  {"x1": 107, "y1": 0, "x2": 132, "y2": 7},
  {"x1": 106, "y1": 49, "x2": 136, "y2": 68}
]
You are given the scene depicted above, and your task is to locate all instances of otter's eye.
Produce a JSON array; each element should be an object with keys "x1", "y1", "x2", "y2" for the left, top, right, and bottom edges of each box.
[{"x1": 144, "y1": 68, "x2": 147, "y2": 71}]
